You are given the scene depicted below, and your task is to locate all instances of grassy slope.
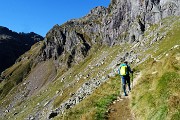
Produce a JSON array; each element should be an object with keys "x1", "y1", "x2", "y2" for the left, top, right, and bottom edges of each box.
[
  {"x1": 53, "y1": 45, "x2": 123, "y2": 120},
  {"x1": 0, "y1": 42, "x2": 43, "y2": 101},
  {"x1": 131, "y1": 17, "x2": 180, "y2": 120},
  {"x1": 54, "y1": 75, "x2": 120, "y2": 120},
  {"x1": 0, "y1": 44, "x2": 123, "y2": 120}
]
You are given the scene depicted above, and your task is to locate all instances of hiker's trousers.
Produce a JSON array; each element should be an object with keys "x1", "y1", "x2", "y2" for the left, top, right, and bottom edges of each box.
[{"x1": 121, "y1": 76, "x2": 131, "y2": 94}]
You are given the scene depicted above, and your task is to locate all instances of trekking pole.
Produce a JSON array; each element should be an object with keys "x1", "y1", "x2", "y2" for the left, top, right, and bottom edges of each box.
[
  {"x1": 131, "y1": 72, "x2": 133, "y2": 90},
  {"x1": 120, "y1": 77, "x2": 122, "y2": 96}
]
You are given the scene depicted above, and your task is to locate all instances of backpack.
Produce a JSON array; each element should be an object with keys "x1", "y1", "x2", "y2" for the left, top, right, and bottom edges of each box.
[{"x1": 120, "y1": 64, "x2": 128, "y2": 76}]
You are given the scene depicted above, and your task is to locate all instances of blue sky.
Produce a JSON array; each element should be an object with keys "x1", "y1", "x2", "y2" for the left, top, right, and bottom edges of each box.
[{"x1": 0, "y1": 0, "x2": 110, "y2": 36}]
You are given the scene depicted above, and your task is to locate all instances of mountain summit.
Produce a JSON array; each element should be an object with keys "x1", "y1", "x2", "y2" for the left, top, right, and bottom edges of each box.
[{"x1": 0, "y1": 0, "x2": 179, "y2": 120}]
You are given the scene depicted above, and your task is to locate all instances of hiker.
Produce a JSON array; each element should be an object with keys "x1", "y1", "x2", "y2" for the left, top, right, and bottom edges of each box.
[{"x1": 118, "y1": 61, "x2": 133, "y2": 96}]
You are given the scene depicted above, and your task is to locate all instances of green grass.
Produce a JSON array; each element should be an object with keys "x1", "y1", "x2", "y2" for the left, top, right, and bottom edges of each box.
[
  {"x1": 131, "y1": 63, "x2": 180, "y2": 119},
  {"x1": 0, "y1": 60, "x2": 32, "y2": 100},
  {"x1": 54, "y1": 75, "x2": 121, "y2": 120},
  {"x1": 130, "y1": 16, "x2": 180, "y2": 120},
  {"x1": 53, "y1": 45, "x2": 123, "y2": 108},
  {"x1": 141, "y1": 16, "x2": 180, "y2": 58},
  {"x1": 131, "y1": 40, "x2": 180, "y2": 120},
  {"x1": 0, "y1": 41, "x2": 44, "y2": 102},
  {"x1": 0, "y1": 80, "x2": 14, "y2": 100},
  {"x1": 95, "y1": 94, "x2": 117, "y2": 120}
]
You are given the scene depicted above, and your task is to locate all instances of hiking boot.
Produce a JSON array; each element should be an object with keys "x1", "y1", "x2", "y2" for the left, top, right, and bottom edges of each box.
[{"x1": 124, "y1": 93, "x2": 128, "y2": 96}]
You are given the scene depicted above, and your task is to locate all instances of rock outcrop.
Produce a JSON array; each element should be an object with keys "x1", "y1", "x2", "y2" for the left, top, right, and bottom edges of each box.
[
  {"x1": 103, "y1": 0, "x2": 180, "y2": 45},
  {"x1": 39, "y1": 0, "x2": 180, "y2": 68}
]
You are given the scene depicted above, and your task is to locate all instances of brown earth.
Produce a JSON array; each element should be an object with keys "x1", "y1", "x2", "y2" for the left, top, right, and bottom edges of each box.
[{"x1": 107, "y1": 95, "x2": 134, "y2": 120}]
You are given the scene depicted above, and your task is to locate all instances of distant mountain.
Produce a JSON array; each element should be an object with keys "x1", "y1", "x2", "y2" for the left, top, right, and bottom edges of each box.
[{"x1": 0, "y1": 26, "x2": 44, "y2": 73}]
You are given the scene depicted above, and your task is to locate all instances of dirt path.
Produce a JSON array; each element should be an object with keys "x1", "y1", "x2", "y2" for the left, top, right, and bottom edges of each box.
[
  {"x1": 108, "y1": 96, "x2": 133, "y2": 120},
  {"x1": 107, "y1": 72, "x2": 142, "y2": 120}
]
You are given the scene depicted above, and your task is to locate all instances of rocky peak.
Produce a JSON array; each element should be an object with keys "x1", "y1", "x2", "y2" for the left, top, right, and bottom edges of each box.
[
  {"x1": 87, "y1": 6, "x2": 108, "y2": 17},
  {"x1": 41, "y1": 24, "x2": 91, "y2": 68},
  {"x1": 0, "y1": 26, "x2": 11, "y2": 34}
]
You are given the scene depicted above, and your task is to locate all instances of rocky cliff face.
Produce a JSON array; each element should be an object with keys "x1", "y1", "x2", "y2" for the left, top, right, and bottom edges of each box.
[
  {"x1": 39, "y1": 0, "x2": 180, "y2": 69},
  {"x1": 103, "y1": 0, "x2": 180, "y2": 44},
  {"x1": 39, "y1": 6, "x2": 108, "y2": 70},
  {"x1": 0, "y1": 26, "x2": 44, "y2": 73}
]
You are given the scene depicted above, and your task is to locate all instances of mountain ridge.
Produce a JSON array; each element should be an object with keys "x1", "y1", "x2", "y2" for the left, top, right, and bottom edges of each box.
[{"x1": 0, "y1": 26, "x2": 44, "y2": 73}]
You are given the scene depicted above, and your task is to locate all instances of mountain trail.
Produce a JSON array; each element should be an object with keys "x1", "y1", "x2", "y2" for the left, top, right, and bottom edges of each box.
[{"x1": 107, "y1": 72, "x2": 142, "y2": 120}]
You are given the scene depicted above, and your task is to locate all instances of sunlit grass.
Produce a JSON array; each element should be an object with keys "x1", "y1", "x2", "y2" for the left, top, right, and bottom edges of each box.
[
  {"x1": 55, "y1": 75, "x2": 121, "y2": 120},
  {"x1": 131, "y1": 40, "x2": 180, "y2": 120}
]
